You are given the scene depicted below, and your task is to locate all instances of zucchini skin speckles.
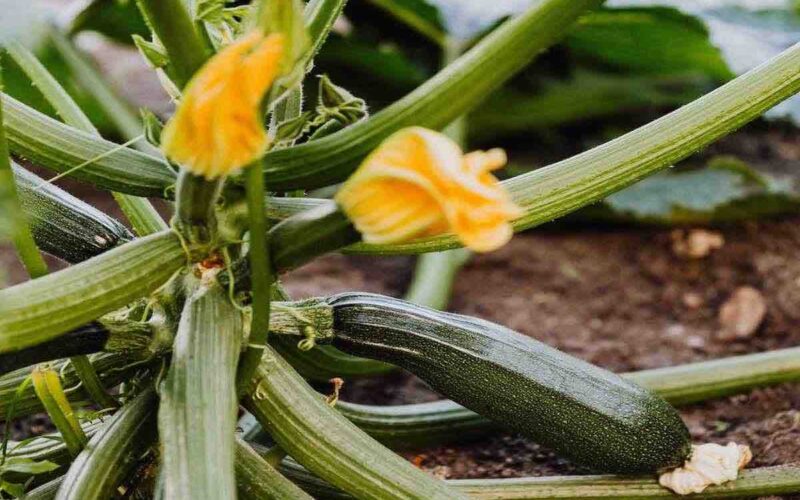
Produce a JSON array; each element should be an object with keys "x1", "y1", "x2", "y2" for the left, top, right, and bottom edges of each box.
[
  {"x1": 329, "y1": 292, "x2": 691, "y2": 474},
  {"x1": 14, "y1": 164, "x2": 133, "y2": 263}
]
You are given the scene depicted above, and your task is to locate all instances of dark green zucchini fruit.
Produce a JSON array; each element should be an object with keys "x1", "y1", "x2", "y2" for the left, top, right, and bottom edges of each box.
[
  {"x1": 328, "y1": 292, "x2": 691, "y2": 474},
  {"x1": 14, "y1": 163, "x2": 133, "y2": 263}
]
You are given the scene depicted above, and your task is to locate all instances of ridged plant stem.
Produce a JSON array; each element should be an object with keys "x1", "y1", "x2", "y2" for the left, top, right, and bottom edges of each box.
[
  {"x1": 236, "y1": 160, "x2": 274, "y2": 392},
  {"x1": 4, "y1": 38, "x2": 165, "y2": 237},
  {"x1": 244, "y1": 346, "x2": 466, "y2": 499},
  {"x1": 0, "y1": 67, "x2": 48, "y2": 277},
  {"x1": 279, "y1": 460, "x2": 800, "y2": 499},
  {"x1": 135, "y1": 0, "x2": 210, "y2": 89},
  {"x1": 0, "y1": 231, "x2": 185, "y2": 352},
  {"x1": 159, "y1": 277, "x2": 243, "y2": 500},
  {"x1": 55, "y1": 388, "x2": 157, "y2": 500}
]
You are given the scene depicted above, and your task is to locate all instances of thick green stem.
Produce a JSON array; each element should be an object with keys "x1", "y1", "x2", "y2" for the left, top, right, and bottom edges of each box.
[
  {"x1": 253, "y1": 0, "x2": 603, "y2": 190},
  {"x1": 404, "y1": 249, "x2": 470, "y2": 310},
  {"x1": 3, "y1": 92, "x2": 175, "y2": 197},
  {"x1": 279, "y1": 460, "x2": 800, "y2": 499},
  {"x1": 56, "y1": 387, "x2": 157, "y2": 500},
  {"x1": 159, "y1": 277, "x2": 243, "y2": 500},
  {"x1": 234, "y1": 438, "x2": 313, "y2": 500},
  {"x1": 243, "y1": 346, "x2": 466, "y2": 499},
  {"x1": 237, "y1": 162, "x2": 274, "y2": 392},
  {"x1": 0, "y1": 69, "x2": 48, "y2": 277},
  {"x1": 135, "y1": 0, "x2": 210, "y2": 89},
  {"x1": 0, "y1": 231, "x2": 185, "y2": 352},
  {"x1": 4, "y1": 38, "x2": 165, "y2": 237},
  {"x1": 173, "y1": 171, "x2": 222, "y2": 254}
]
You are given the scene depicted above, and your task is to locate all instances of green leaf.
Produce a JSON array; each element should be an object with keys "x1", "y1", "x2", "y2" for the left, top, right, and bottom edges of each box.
[
  {"x1": 68, "y1": 0, "x2": 150, "y2": 44},
  {"x1": 1, "y1": 457, "x2": 60, "y2": 475},
  {"x1": 611, "y1": 0, "x2": 800, "y2": 120},
  {"x1": 366, "y1": 0, "x2": 446, "y2": 44},
  {"x1": 131, "y1": 34, "x2": 169, "y2": 69},
  {"x1": 469, "y1": 70, "x2": 709, "y2": 140},
  {"x1": 585, "y1": 156, "x2": 800, "y2": 224},
  {"x1": 0, "y1": 479, "x2": 24, "y2": 497},
  {"x1": 195, "y1": 0, "x2": 227, "y2": 24},
  {"x1": 568, "y1": 7, "x2": 733, "y2": 80}
]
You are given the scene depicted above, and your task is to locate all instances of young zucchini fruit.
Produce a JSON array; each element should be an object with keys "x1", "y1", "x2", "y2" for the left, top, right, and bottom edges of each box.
[
  {"x1": 328, "y1": 293, "x2": 691, "y2": 474},
  {"x1": 14, "y1": 163, "x2": 133, "y2": 263}
]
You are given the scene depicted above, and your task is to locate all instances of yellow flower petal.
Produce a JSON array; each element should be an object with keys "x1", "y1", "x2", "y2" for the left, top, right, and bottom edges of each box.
[
  {"x1": 161, "y1": 32, "x2": 285, "y2": 179},
  {"x1": 335, "y1": 127, "x2": 521, "y2": 252}
]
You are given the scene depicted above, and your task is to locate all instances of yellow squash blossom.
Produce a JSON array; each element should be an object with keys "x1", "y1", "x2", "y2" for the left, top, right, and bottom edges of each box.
[
  {"x1": 161, "y1": 31, "x2": 285, "y2": 179},
  {"x1": 335, "y1": 127, "x2": 522, "y2": 252}
]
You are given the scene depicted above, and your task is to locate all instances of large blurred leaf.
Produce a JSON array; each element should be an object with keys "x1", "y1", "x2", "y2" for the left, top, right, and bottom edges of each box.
[
  {"x1": 469, "y1": 70, "x2": 709, "y2": 141},
  {"x1": 68, "y1": 0, "x2": 150, "y2": 44},
  {"x1": 611, "y1": 0, "x2": 800, "y2": 121},
  {"x1": 0, "y1": 1, "x2": 117, "y2": 133},
  {"x1": 580, "y1": 156, "x2": 800, "y2": 224},
  {"x1": 314, "y1": 35, "x2": 427, "y2": 102},
  {"x1": 367, "y1": 0, "x2": 446, "y2": 43},
  {"x1": 567, "y1": 7, "x2": 732, "y2": 80}
]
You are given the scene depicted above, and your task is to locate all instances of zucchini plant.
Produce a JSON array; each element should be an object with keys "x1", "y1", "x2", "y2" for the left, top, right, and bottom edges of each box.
[{"x1": 1, "y1": 0, "x2": 800, "y2": 498}]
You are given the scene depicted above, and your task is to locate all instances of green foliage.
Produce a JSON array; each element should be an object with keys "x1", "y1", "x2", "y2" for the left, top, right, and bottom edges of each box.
[
  {"x1": 68, "y1": 0, "x2": 150, "y2": 44},
  {"x1": 589, "y1": 156, "x2": 800, "y2": 224},
  {"x1": 569, "y1": 8, "x2": 733, "y2": 80}
]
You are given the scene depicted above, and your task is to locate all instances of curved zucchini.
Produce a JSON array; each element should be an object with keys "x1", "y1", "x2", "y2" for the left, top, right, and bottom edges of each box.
[
  {"x1": 14, "y1": 163, "x2": 133, "y2": 263},
  {"x1": 336, "y1": 346, "x2": 800, "y2": 449},
  {"x1": 329, "y1": 293, "x2": 691, "y2": 474}
]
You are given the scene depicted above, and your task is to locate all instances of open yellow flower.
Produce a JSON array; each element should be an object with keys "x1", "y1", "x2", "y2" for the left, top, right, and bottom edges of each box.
[
  {"x1": 335, "y1": 127, "x2": 522, "y2": 252},
  {"x1": 161, "y1": 31, "x2": 285, "y2": 179}
]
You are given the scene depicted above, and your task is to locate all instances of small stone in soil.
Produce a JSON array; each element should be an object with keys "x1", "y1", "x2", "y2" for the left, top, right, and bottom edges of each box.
[
  {"x1": 671, "y1": 229, "x2": 725, "y2": 259},
  {"x1": 718, "y1": 287, "x2": 767, "y2": 340}
]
